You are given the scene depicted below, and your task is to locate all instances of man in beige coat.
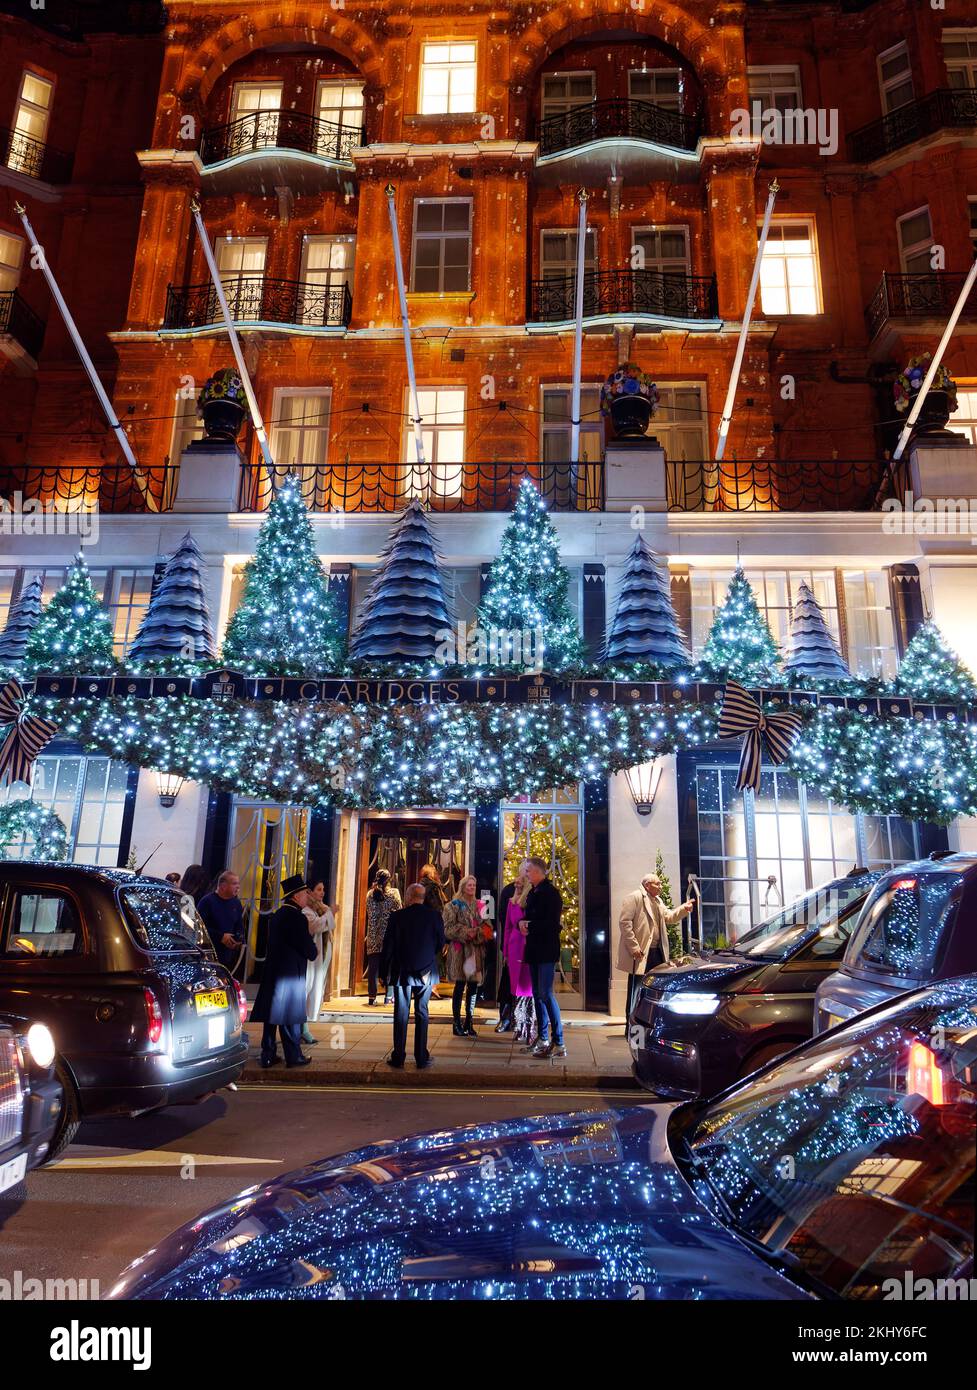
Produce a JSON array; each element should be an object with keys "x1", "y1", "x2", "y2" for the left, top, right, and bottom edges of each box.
[{"x1": 619, "y1": 873, "x2": 694, "y2": 1029}]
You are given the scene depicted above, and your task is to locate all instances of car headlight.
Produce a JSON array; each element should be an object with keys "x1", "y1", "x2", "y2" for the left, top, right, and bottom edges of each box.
[
  {"x1": 27, "y1": 1022, "x2": 56, "y2": 1069},
  {"x1": 662, "y1": 992, "x2": 722, "y2": 1016}
]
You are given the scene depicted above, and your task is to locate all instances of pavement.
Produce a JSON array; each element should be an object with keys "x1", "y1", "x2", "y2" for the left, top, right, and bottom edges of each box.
[{"x1": 243, "y1": 1003, "x2": 638, "y2": 1089}]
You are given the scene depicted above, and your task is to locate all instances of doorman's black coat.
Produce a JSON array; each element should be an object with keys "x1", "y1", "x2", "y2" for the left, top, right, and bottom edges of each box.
[{"x1": 250, "y1": 902, "x2": 318, "y2": 1026}]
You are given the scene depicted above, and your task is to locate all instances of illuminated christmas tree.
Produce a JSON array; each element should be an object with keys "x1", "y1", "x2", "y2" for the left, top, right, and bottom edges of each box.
[
  {"x1": 503, "y1": 807, "x2": 580, "y2": 983},
  {"x1": 349, "y1": 498, "x2": 453, "y2": 662},
  {"x1": 702, "y1": 566, "x2": 781, "y2": 684},
  {"x1": 604, "y1": 536, "x2": 690, "y2": 670},
  {"x1": 784, "y1": 581, "x2": 850, "y2": 683},
  {"x1": 655, "y1": 847, "x2": 683, "y2": 958},
  {"x1": 0, "y1": 575, "x2": 43, "y2": 668},
  {"x1": 894, "y1": 620, "x2": 977, "y2": 703},
  {"x1": 128, "y1": 532, "x2": 216, "y2": 670},
  {"x1": 222, "y1": 476, "x2": 344, "y2": 675},
  {"x1": 25, "y1": 554, "x2": 117, "y2": 675},
  {"x1": 478, "y1": 478, "x2": 583, "y2": 669}
]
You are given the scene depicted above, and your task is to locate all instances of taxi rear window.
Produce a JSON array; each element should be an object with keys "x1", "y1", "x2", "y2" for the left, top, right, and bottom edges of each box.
[
  {"x1": 845, "y1": 870, "x2": 962, "y2": 977},
  {"x1": 120, "y1": 885, "x2": 211, "y2": 954}
]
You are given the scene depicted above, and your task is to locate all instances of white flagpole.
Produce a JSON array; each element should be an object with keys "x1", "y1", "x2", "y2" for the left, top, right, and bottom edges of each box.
[
  {"x1": 385, "y1": 183, "x2": 426, "y2": 468},
  {"x1": 892, "y1": 257, "x2": 977, "y2": 461},
  {"x1": 715, "y1": 179, "x2": 779, "y2": 462},
  {"x1": 570, "y1": 187, "x2": 589, "y2": 466},
  {"x1": 14, "y1": 200, "x2": 140, "y2": 472},
  {"x1": 190, "y1": 198, "x2": 274, "y2": 469}
]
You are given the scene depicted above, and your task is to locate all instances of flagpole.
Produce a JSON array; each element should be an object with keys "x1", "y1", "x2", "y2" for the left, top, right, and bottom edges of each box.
[
  {"x1": 189, "y1": 198, "x2": 274, "y2": 469},
  {"x1": 14, "y1": 201, "x2": 140, "y2": 472},
  {"x1": 570, "y1": 187, "x2": 589, "y2": 466},
  {"x1": 385, "y1": 183, "x2": 426, "y2": 468},
  {"x1": 715, "y1": 179, "x2": 779, "y2": 462},
  {"x1": 892, "y1": 257, "x2": 977, "y2": 461}
]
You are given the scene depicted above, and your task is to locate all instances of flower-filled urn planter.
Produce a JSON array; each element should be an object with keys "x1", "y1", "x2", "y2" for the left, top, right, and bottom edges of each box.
[
  {"x1": 198, "y1": 368, "x2": 247, "y2": 441},
  {"x1": 600, "y1": 362, "x2": 659, "y2": 439},
  {"x1": 893, "y1": 354, "x2": 958, "y2": 436}
]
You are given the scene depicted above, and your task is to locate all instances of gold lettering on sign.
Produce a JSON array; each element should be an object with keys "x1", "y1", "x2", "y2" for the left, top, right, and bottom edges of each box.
[
  {"x1": 387, "y1": 683, "x2": 405, "y2": 702},
  {"x1": 406, "y1": 683, "x2": 426, "y2": 702},
  {"x1": 446, "y1": 682, "x2": 461, "y2": 702},
  {"x1": 356, "y1": 683, "x2": 371, "y2": 702},
  {"x1": 299, "y1": 682, "x2": 319, "y2": 700},
  {"x1": 428, "y1": 683, "x2": 442, "y2": 702}
]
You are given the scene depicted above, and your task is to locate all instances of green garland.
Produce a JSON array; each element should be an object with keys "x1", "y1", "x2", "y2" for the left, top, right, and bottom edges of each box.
[
  {"x1": 0, "y1": 801, "x2": 69, "y2": 860},
  {"x1": 41, "y1": 691, "x2": 977, "y2": 826}
]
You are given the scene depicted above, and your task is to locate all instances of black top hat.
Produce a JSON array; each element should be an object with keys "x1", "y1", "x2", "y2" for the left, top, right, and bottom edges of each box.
[{"x1": 281, "y1": 873, "x2": 308, "y2": 900}]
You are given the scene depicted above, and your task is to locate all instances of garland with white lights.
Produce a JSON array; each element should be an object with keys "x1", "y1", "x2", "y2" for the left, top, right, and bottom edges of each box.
[{"x1": 0, "y1": 801, "x2": 69, "y2": 860}]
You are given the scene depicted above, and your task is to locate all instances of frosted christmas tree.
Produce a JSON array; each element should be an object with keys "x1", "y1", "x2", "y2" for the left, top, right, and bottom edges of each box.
[
  {"x1": 222, "y1": 476, "x2": 345, "y2": 675},
  {"x1": 604, "y1": 536, "x2": 690, "y2": 670},
  {"x1": 128, "y1": 532, "x2": 216, "y2": 670},
  {"x1": 894, "y1": 620, "x2": 977, "y2": 703},
  {"x1": 477, "y1": 478, "x2": 583, "y2": 669},
  {"x1": 784, "y1": 581, "x2": 850, "y2": 683},
  {"x1": 0, "y1": 575, "x2": 43, "y2": 667},
  {"x1": 702, "y1": 566, "x2": 781, "y2": 684},
  {"x1": 25, "y1": 554, "x2": 117, "y2": 675},
  {"x1": 349, "y1": 498, "x2": 453, "y2": 662}
]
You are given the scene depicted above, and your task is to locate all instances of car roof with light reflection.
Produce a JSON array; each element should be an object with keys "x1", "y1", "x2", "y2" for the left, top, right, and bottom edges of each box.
[
  {"x1": 878, "y1": 854, "x2": 977, "y2": 880},
  {"x1": 0, "y1": 861, "x2": 172, "y2": 889}
]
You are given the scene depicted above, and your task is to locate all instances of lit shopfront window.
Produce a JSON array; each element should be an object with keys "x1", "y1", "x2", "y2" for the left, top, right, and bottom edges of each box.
[{"x1": 1, "y1": 754, "x2": 130, "y2": 865}]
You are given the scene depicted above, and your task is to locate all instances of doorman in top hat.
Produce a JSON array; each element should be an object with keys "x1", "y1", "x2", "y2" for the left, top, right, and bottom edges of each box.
[{"x1": 250, "y1": 874, "x2": 318, "y2": 1067}]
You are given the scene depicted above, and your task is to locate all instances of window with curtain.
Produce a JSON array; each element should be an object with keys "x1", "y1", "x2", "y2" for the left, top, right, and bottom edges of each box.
[
  {"x1": 419, "y1": 43, "x2": 477, "y2": 115},
  {"x1": 759, "y1": 219, "x2": 821, "y2": 315},
  {"x1": 7, "y1": 71, "x2": 53, "y2": 175}
]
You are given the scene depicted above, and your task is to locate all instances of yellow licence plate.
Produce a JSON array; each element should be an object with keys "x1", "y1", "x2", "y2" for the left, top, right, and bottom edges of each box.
[{"x1": 195, "y1": 990, "x2": 228, "y2": 1015}]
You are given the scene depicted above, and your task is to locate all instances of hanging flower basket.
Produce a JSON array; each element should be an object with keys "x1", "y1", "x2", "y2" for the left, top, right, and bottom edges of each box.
[
  {"x1": 893, "y1": 354, "x2": 958, "y2": 435},
  {"x1": 600, "y1": 362, "x2": 659, "y2": 438},
  {"x1": 198, "y1": 368, "x2": 247, "y2": 441}
]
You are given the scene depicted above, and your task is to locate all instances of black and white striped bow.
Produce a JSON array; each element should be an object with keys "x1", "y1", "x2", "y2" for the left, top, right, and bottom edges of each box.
[
  {"x1": 0, "y1": 679, "x2": 58, "y2": 787},
  {"x1": 718, "y1": 680, "x2": 803, "y2": 793}
]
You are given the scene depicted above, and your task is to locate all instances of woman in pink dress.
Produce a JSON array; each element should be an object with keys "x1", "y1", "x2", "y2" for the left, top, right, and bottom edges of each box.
[{"x1": 503, "y1": 870, "x2": 536, "y2": 1045}]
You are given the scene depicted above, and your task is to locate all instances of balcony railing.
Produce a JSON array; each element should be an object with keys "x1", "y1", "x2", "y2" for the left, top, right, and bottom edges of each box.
[
  {"x1": 0, "y1": 463, "x2": 178, "y2": 514},
  {"x1": 530, "y1": 268, "x2": 719, "y2": 324},
  {"x1": 0, "y1": 1, "x2": 167, "y2": 36},
  {"x1": 200, "y1": 110, "x2": 365, "y2": 166},
  {"x1": 848, "y1": 86, "x2": 977, "y2": 162},
  {"x1": 1, "y1": 126, "x2": 73, "y2": 184},
  {"x1": 537, "y1": 99, "x2": 701, "y2": 157},
  {"x1": 866, "y1": 271, "x2": 977, "y2": 340},
  {"x1": 0, "y1": 289, "x2": 45, "y2": 361},
  {"x1": 238, "y1": 462, "x2": 606, "y2": 513},
  {"x1": 666, "y1": 458, "x2": 900, "y2": 512},
  {"x1": 163, "y1": 276, "x2": 353, "y2": 331}
]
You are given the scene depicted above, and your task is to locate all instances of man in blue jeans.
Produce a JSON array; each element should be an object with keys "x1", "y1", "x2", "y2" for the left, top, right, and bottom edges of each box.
[{"x1": 520, "y1": 857, "x2": 566, "y2": 1059}]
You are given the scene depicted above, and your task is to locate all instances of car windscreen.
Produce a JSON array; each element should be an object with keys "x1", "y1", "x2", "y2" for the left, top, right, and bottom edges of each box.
[
  {"x1": 682, "y1": 979, "x2": 976, "y2": 1299},
  {"x1": 844, "y1": 869, "x2": 963, "y2": 977},
  {"x1": 729, "y1": 878, "x2": 870, "y2": 961},
  {"x1": 120, "y1": 885, "x2": 211, "y2": 954}
]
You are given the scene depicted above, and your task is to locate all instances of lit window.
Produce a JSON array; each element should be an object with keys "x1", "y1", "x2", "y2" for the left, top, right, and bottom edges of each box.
[
  {"x1": 300, "y1": 235, "x2": 355, "y2": 324},
  {"x1": 0, "y1": 755, "x2": 130, "y2": 867},
  {"x1": 541, "y1": 72, "x2": 595, "y2": 120},
  {"x1": 759, "y1": 219, "x2": 821, "y2": 315},
  {"x1": 943, "y1": 29, "x2": 977, "y2": 88},
  {"x1": 656, "y1": 384, "x2": 709, "y2": 461},
  {"x1": 168, "y1": 391, "x2": 204, "y2": 465},
  {"x1": 541, "y1": 385, "x2": 603, "y2": 464},
  {"x1": 877, "y1": 43, "x2": 914, "y2": 114},
  {"x1": 316, "y1": 80, "x2": 364, "y2": 131},
  {"x1": 0, "y1": 231, "x2": 24, "y2": 293},
  {"x1": 747, "y1": 66, "x2": 802, "y2": 114},
  {"x1": 419, "y1": 43, "x2": 477, "y2": 115},
  {"x1": 0, "y1": 569, "x2": 18, "y2": 630},
  {"x1": 216, "y1": 237, "x2": 267, "y2": 321},
  {"x1": 691, "y1": 568, "x2": 840, "y2": 659},
  {"x1": 230, "y1": 82, "x2": 282, "y2": 148},
  {"x1": 107, "y1": 570, "x2": 155, "y2": 658},
  {"x1": 841, "y1": 570, "x2": 898, "y2": 679},
  {"x1": 411, "y1": 199, "x2": 472, "y2": 292},
  {"x1": 897, "y1": 206, "x2": 934, "y2": 274},
  {"x1": 948, "y1": 387, "x2": 977, "y2": 448},
  {"x1": 969, "y1": 196, "x2": 977, "y2": 257},
  {"x1": 631, "y1": 226, "x2": 690, "y2": 277},
  {"x1": 269, "y1": 390, "x2": 332, "y2": 507},
  {"x1": 628, "y1": 69, "x2": 682, "y2": 112},
  {"x1": 403, "y1": 386, "x2": 465, "y2": 468},
  {"x1": 6, "y1": 70, "x2": 53, "y2": 175}
]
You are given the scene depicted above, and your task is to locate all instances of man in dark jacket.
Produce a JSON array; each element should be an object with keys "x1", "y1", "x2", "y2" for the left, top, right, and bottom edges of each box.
[
  {"x1": 250, "y1": 874, "x2": 317, "y2": 1068},
  {"x1": 521, "y1": 857, "x2": 566, "y2": 1059},
  {"x1": 380, "y1": 883, "x2": 445, "y2": 1069},
  {"x1": 197, "y1": 870, "x2": 245, "y2": 970}
]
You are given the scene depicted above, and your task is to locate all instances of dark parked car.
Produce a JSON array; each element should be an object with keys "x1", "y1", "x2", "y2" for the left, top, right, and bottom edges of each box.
[
  {"x1": 0, "y1": 861, "x2": 248, "y2": 1160},
  {"x1": 816, "y1": 851, "x2": 977, "y2": 1033},
  {"x1": 108, "y1": 974, "x2": 976, "y2": 1300},
  {"x1": 629, "y1": 868, "x2": 880, "y2": 1097},
  {"x1": 0, "y1": 1011, "x2": 62, "y2": 1188}
]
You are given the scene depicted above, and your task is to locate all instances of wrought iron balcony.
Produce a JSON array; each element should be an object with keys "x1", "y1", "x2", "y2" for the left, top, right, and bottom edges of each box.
[
  {"x1": 666, "y1": 457, "x2": 899, "y2": 512},
  {"x1": 0, "y1": 289, "x2": 45, "y2": 361},
  {"x1": 537, "y1": 99, "x2": 701, "y2": 157},
  {"x1": 0, "y1": 1, "x2": 167, "y2": 36},
  {"x1": 163, "y1": 276, "x2": 353, "y2": 331},
  {"x1": 200, "y1": 110, "x2": 365, "y2": 166},
  {"x1": 0, "y1": 463, "x2": 178, "y2": 514},
  {"x1": 530, "y1": 268, "x2": 719, "y2": 325},
  {"x1": 866, "y1": 271, "x2": 977, "y2": 340},
  {"x1": 848, "y1": 86, "x2": 977, "y2": 162},
  {"x1": 238, "y1": 461, "x2": 605, "y2": 514},
  {"x1": 1, "y1": 126, "x2": 73, "y2": 184}
]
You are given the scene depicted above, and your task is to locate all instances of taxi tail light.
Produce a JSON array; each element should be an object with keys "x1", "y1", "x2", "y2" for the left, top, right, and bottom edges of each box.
[
  {"x1": 235, "y1": 983, "x2": 248, "y2": 1025},
  {"x1": 890, "y1": 877, "x2": 918, "y2": 892},
  {"x1": 907, "y1": 1040, "x2": 945, "y2": 1106},
  {"x1": 143, "y1": 987, "x2": 164, "y2": 1046}
]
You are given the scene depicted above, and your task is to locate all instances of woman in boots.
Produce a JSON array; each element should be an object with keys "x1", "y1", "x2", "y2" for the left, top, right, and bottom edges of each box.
[
  {"x1": 443, "y1": 874, "x2": 487, "y2": 1037},
  {"x1": 503, "y1": 868, "x2": 537, "y2": 1045},
  {"x1": 364, "y1": 868, "x2": 401, "y2": 1005}
]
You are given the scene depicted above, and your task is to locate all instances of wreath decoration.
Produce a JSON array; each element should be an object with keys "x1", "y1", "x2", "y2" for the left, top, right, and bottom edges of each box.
[{"x1": 0, "y1": 801, "x2": 69, "y2": 861}]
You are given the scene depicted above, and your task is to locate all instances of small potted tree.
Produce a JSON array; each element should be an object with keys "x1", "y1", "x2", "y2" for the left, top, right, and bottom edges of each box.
[
  {"x1": 893, "y1": 353, "x2": 958, "y2": 435},
  {"x1": 198, "y1": 367, "x2": 248, "y2": 441},
  {"x1": 600, "y1": 362, "x2": 659, "y2": 438}
]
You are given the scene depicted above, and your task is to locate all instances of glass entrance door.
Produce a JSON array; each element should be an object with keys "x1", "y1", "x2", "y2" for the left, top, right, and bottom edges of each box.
[{"x1": 227, "y1": 800, "x2": 310, "y2": 980}]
